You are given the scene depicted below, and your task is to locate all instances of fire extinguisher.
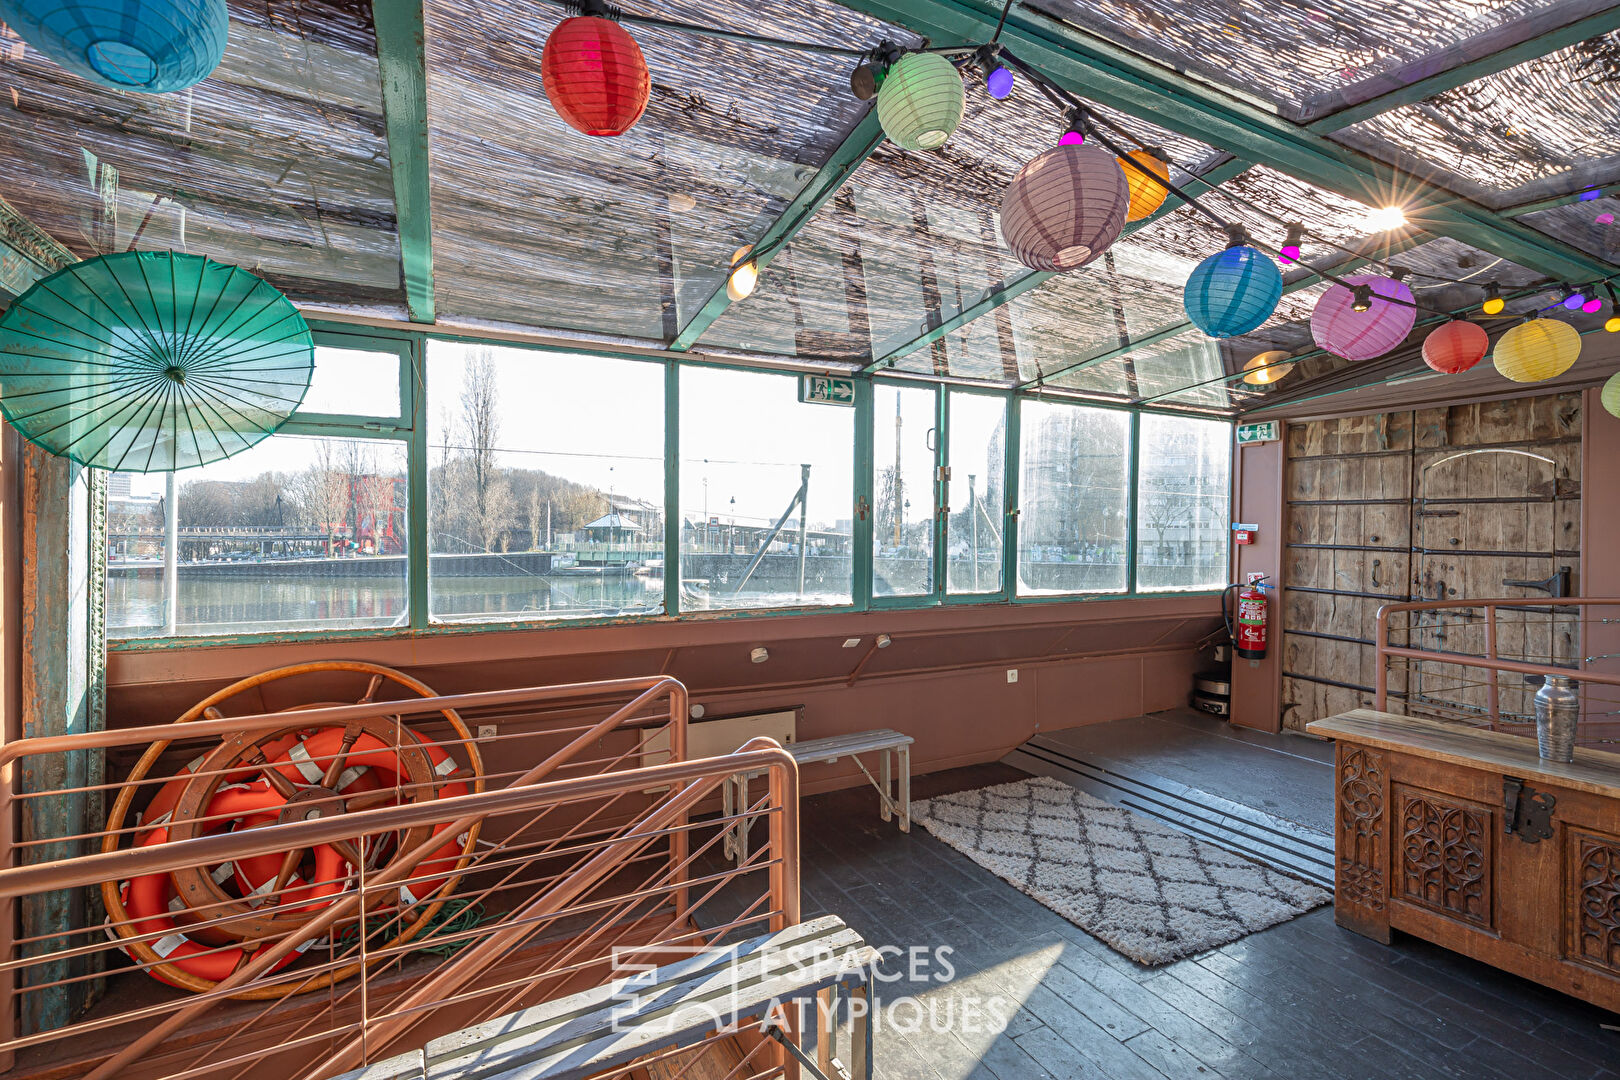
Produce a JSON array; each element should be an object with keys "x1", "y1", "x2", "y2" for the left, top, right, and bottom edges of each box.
[{"x1": 1222, "y1": 576, "x2": 1270, "y2": 660}]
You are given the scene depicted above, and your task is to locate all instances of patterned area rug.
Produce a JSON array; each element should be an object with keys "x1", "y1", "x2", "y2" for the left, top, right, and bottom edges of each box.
[{"x1": 913, "y1": 776, "x2": 1330, "y2": 965}]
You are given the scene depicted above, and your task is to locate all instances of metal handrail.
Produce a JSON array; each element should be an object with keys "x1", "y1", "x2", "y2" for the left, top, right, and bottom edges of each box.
[
  {"x1": 1374, "y1": 597, "x2": 1620, "y2": 723},
  {"x1": 0, "y1": 675, "x2": 695, "y2": 1078}
]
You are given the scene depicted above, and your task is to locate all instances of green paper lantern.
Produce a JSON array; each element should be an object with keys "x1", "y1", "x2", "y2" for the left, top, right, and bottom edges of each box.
[
  {"x1": 0, "y1": 251, "x2": 313, "y2": 471},
  {"x1": 875, "y1": 52, "x2": 964, "y2": 152},
  {"x1": 1602, "y1": 371, "x2": 1620, "y2": 418}
]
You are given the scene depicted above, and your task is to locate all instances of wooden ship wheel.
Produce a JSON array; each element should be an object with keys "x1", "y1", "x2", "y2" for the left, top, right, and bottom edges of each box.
[{"x1": 101, "y1": 661, "x2": 486, "y2": 998}]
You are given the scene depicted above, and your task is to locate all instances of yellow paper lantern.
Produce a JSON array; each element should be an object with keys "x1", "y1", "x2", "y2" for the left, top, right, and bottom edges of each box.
[
  {"x1": 1602, "y1": 372, "x2": 1620, "y2": 418},
  {"x1": 1492, "y1": 319, "x2": 1581, "y2": 383},
  {"x1": 1119, "y1": 148, "x2": 1169, "y2": 222},
  {"x1": 1241, "y1": 350, "x2": 1293, "y2": 385}
]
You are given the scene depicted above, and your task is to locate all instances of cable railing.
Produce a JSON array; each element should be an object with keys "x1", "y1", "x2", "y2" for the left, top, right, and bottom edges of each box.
[
  {"x1": 1374, "y1": 597, "x2": 1620, "y2": 746},
  {"x1": 0, "y1": 675, "x2": 803, "y2": 1080}
]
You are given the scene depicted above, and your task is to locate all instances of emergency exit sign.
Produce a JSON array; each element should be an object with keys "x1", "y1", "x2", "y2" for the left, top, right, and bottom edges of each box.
[
  {"x1": 800, "y1": 375, "x2": 856, "y2": 406},
  {"x1": 1237, "y1": 421, "x2": 1279, "y2": 445}
]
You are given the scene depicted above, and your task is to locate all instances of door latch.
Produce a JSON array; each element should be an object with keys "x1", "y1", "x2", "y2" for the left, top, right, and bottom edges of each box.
[
  {"x1": 1503, "y1": 776, "x2": 1555, "y2": 843},
  {"x1": 1503, "y1": 566, "x2": 1571, "y2": 597}
]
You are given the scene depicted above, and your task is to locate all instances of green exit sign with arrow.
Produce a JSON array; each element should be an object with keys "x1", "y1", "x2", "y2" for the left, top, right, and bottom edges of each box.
[
  {"x1": 800, "y1": 375, "x2": 856, "y2": 406},
  {"x1": 1236, "y1": 421, "x2": 1279, "y2": 445}
]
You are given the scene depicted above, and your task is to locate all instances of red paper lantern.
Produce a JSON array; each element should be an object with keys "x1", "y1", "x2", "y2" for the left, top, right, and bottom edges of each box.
[
  {"x1": 1422, "y1": 319, "x2": 1489, "y2": 374},
  {"x1": 541, "y1": 16, "x2": 650, "y2": 137}
]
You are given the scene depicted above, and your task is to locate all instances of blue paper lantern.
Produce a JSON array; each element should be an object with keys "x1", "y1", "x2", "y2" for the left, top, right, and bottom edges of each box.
[
  {"x1": 1183, "y1": 244, "x2": 1284, "y2": 338},
  {"x1": 0, "y1": 0, "x2": 228, "y2": 92}
]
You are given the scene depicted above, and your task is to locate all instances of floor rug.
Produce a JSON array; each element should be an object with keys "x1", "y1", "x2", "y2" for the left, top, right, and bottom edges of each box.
[{"x1": 913, "y1": 775, "x2": 1330, "y2": 965}]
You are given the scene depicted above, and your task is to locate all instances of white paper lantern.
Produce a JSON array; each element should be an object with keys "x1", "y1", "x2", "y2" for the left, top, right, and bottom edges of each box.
[{"x1": 1000, "y1": 144, "x2": 1129, "y2": 272}]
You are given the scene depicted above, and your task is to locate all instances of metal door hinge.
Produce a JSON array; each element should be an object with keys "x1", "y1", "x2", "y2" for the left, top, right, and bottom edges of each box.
[
  {"x1": 856, "y1": 497, "x2": 870, "y2": 521},
  {"x1": 1503, "y1": 776, "x2": 1555, "y2": 843}
]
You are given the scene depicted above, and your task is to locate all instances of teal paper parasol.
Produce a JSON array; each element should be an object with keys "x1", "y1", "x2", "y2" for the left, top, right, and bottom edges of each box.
[{"x1": 0, "y1": 251, "x2": 313, "y2": 472}]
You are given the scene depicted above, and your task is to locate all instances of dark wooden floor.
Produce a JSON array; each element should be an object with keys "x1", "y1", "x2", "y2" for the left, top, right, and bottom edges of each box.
[{"x1": 708, "y1": 764, "x2": 1620, "y2": 1080}]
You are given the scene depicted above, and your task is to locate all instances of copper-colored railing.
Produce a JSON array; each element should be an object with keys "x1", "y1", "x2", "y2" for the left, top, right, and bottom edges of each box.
[
  {"x1": 0, "y1": 677, "x2": 802, "y2": 1079},
  {"x1": 1375, "y1": 597, "x2": 1620, "y2": 743}
]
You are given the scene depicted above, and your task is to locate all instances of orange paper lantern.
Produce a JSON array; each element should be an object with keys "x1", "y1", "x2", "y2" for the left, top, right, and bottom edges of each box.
[
  {"x1": 1119, "y1": 148, "x2": 1169, "y2": 222},
  {"x1": 1421, "y1": 319, "x2": 1488, "y2": 374},
  {"x1": 541, "y1": 16, "x2": 650, "y2": 137}
]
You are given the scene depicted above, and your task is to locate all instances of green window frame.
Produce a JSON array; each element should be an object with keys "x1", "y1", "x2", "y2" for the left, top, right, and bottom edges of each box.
[{"x1": 104, "y1": 320, "x2": 1231, "y2": 650}]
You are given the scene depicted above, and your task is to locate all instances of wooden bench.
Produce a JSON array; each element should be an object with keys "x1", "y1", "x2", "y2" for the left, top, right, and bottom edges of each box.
[
  {"x1": 723, "y1": 730, "x2": 913, "y2": 863},
  {"x1": 341, "y1": 915, "x2": 878, "y2": 1080}
]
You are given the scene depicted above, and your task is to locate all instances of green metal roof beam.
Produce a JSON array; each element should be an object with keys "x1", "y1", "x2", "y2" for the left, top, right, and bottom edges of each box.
[
  {"x1": 1024, "y1": 228, "x2": 1427, "y2": 391},
  {"x1": 670, "y1": 110, "x2": 887, "y2": 351},
  {"x1": 836, "y1": 0, "x2": 1613, "y2": 283},
  {"x1": 373, "y1": 0, "x2": 436, "y2": 324},
  {"x1": 1301, "y1": 0, "x2": 1620, "y2": 132},
  {"x1": 862, "y1": 156, "x2": 1253, "y2": 376}
]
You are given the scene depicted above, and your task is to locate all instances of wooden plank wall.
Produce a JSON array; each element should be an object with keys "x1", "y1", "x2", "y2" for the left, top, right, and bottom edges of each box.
[{"x1": 1281, "y1": 394, "x2": 1582, "y2": 733}]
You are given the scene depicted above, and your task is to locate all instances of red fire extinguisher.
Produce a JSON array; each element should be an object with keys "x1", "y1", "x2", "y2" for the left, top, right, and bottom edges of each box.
[{"x1": 1223, "y1": 576, "x2": 1270, "y2": 660}]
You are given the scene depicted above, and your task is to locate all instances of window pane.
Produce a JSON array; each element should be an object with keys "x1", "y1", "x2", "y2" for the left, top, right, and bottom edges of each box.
[
  {"x1": 681, "y1": 367, "x2": 853, "y2": 610},
  {"x1": 872, "y1": 383, "x2": 935, "y2": 598},
  {"x1": 946, "y1": 392, "x2": 1006, "y2": 595},
  {"x1": 1017, "y1": 402, "x2": 1129, "y2": 595},
  {"x1": 107, "y1": 435, "x2": 407, "y2": 637},
  {"x1": 427, "y1": 343, "x2": 664, "y2": 622},
  {"x1": 302, "y1": 345, "x2": 402, "y2": 417},
  {"x1": 1137, "y1": 414, "x2": 1232, "y2": 592}
]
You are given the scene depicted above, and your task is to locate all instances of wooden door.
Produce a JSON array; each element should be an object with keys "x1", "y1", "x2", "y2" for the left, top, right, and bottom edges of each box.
[{"x1": 1282, "y1": 395, "x2": 1582, "y2": 733}]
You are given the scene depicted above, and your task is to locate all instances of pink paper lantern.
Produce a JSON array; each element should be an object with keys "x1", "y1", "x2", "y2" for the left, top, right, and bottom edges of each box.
[
  {"x1": 999, "y1": 144, "x2": 1129, "y2": 272},
  {"x1": 1310, "y1": 274, "x2": 1417, "y2": 360}
]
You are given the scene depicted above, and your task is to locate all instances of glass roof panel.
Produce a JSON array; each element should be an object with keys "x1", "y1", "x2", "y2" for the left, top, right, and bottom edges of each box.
[
  {"x1": 0, "y1": 1, "x2": 401, "y2": 306},
  {"x1": 1023, "y1": 0, "x2": 1558, "y2": 118},
  {"x1": 1520, "y1": 199, "x2": 1620, "y2": 264},
  {"x1": 425, "y1": 0, "x2": 901, "y2": 339},
  {"x1": 1329, "y1": 33, "x2": 1620, "y2": 196}
]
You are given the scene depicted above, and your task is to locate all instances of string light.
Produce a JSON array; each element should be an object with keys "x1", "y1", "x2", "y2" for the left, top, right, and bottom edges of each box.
[
  {"x1": 1563, "y1": 290, "x2": 1586, "y2": 311},
  {"x1": 1580, "y1": 189, "x2": 1602, "y2": 201},
  {"x1": 1278, "y1": 223, "x2": 1303, "y2": 264},
  {"x1": 1241, "y1": 350, "x2": 1294, "y2": 385},
  {"x1": 986, "y1": 66, "x2": 1014, "y2": 98},
  {"x1": 1351, "y1": 284, "x2": 1374, "y2": 312},
  {"x1": 1481, "y1": 282, "x2": 1505, "y2": 315},
  {"x1": 1598, "y1": 213, "x2": 1615, "y2": 224},
  {"x1": 726, "y1": 246, "x2": 758, "y2": 301},
  {"x1": 1583, "y1": 296, "x2": 1604, "y2": 314}
]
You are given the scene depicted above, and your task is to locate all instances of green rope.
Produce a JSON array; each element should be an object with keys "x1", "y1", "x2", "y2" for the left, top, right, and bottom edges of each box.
[{"x1": 336, "y1": 898, "x2": 491, "y2": 958}]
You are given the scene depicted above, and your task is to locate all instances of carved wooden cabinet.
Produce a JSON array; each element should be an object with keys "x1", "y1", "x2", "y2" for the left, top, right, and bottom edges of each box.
[{"x1": 1309, "y1": 710, "x2": 1620, "y2": 1012}]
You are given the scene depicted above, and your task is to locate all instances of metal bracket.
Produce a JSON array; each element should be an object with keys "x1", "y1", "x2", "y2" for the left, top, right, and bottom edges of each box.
[
  {"x1": 1503, "y1": 566, "x2": 1571, "y2": 597},
  {"x1": 1503, "y1": 776, "x2": 1555, "y2": 843}
]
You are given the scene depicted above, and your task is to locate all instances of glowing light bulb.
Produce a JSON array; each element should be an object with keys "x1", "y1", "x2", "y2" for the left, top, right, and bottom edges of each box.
[
  {"x1": 1564, "y1": 292, "x2": 1586, "y2": 311},
  {"x1": 1278, "y1": 223, "x2": 1303, "y2": 265},
  {"x1": 1058, "y1": 129, "x2": 1084, "y2": 146},
  {"x1": 1351, "y1": 284, "x2": 1374, "y2": 313},
  {"x1": 1580, "y1": 188, "x2": 1602, "y2": 201},
  {"x1": 1607, "y1": 316, "x2": 1620, "y2": 332},
  {"x1": 986, "y1": 66, "x2": 1014, "y2": 99},
  {"x1": 1584, "y1": 297, "x2": 1604, "y2": 314},
  {"x1": 1598, "y1": 213, "x2": 1615, "y2": 224},
  {"x1": 1481, "y1": 283, "x2": 1504, "y2": 315},
  {"x1": 726, "y1": 246, "x2": 758, "y2": 302},
  {"x1": 1361, "y1": 206, "x2": 1406, "y2": 232}
]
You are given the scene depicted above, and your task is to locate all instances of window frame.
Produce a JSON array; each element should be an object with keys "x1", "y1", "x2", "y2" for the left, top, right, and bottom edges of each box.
[{"x1": 105, "y1": 320, "x2": 1232, "y2": 651}]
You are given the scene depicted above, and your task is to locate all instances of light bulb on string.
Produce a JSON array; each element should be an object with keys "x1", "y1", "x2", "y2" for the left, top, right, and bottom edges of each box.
[
  {"x1": 1608, "y1": 286, "x2": 1620, "y2": 331},
  {"x1": 1481, "y1": 282, "x2": 1504, "y2": 315},
  {"x1": 1351, "y1": 284, "x2": 1374, "y2": 313},
  {"x1": 726, "y1": 246, "x2": 758, "y2": 302},
  {"x1": 1584, "y1": 296, "x2": 1604, "y2": 314},
  {"x1": 1580, "y1": 189, "x2": 1602, "y2": 201},
  {"x1": 1278, "y1": 223, "x2": 1303, "y2": 265},
  {"x1": 986, "y1": 66, "x2": 1014, "y2": 98},
  {"x1": 1057, "y1": 106, "x2": 1085, "y2": 146},
  {"x1": 1563, "y1": 290, "x2": 1586, "y2": 311}
]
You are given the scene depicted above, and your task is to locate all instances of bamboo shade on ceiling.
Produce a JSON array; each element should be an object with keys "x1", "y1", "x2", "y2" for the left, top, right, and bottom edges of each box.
[
  {"x1": 1022, "y1": 0, "x2": 1564, "y2": 118},
  {"x1": 423, "y1": 0, "x2": 908, "y2": 340},
  {"x1": 0, "y1": 0, "x2": 400, "y2": 307},
  {"x1": 1522, "y1": 199, "x2": 1620, "y2": 263},
  {"x1": 1330, "y1": 33, "x2": 1620, "y2": 199}
]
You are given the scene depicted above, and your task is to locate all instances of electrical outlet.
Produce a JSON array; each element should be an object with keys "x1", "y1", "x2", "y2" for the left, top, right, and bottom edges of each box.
[
  {"x1": 842, "y1": 638, "x2": 862, "y2": 648},
  {"x1": 477, "y1": 724, "x2": 498, "y2": 742},
  {"x1": 1007, "y1": 669, "x2": 1019, "y2": 684}
]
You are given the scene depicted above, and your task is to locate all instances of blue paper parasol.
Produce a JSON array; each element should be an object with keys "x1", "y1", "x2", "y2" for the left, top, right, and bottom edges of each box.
[{"x1": 0, "y1": 251, "x2": 313, "y2": 471}]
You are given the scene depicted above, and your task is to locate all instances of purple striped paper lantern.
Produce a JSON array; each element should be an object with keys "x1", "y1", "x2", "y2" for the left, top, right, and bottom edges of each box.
[
  {"x1": 999, "y1": 144, "x2": 1129, "y2": 272},
  {"x1": 1310, "y1": 274, "x2": 1417, "y2": 360}
]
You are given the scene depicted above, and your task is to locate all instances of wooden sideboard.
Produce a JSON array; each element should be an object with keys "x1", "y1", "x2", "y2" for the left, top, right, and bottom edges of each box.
[{"x1": 1307, "y1": 710, "x2": 1620, "y2": 1012}]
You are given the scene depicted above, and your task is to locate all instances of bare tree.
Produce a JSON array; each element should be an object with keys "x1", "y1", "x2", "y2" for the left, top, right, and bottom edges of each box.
[{"x1": 295, "y1": 440, "x2": 351, "y2": 555}]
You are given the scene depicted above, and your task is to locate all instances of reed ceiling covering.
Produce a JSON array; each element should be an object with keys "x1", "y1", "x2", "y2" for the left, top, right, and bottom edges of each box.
[{"x1": 0, "y1": 0, "x2": 1617, "y2": 415}]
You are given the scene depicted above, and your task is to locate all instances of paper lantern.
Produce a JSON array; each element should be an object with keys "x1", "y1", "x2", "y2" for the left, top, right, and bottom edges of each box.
[
  {"x1": 1493, "y1": 319, "x2": 1581, "y2": 383},
  {"x1": 1602, "y1": 372, "x2": 1620, "y2": 418},
  {"x1": 1241, "y1": 350, "x2": 1293, "y2": 386},
  {"x1": 1311, "y1": 274, "x2": 1416, "y2": 360},
  {"x1": 541, "y1": 16, "x2": 650, "y2": 137},
  {"x1": 876, "y1": 52, "x2": 964, "y2": 151},
  {"x1": 1421, "y1": 319, "x2": 1488, "y2": 374},
  {"x1": 1183, "y1": 245, "x2": 1282, "y2": 338},
  {"x1": 0, "y1": 0, "x2": 227, "y2": 91},
  {"x1": 1119, "y1": 148, "x2": 1169, "y2": 222},
  {"x1": 1000, "y1": 144, "x2": 1128, "y2": 272}
]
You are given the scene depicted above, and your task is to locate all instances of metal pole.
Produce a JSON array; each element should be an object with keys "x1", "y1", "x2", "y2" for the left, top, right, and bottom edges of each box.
[
  {"x1": 969, "y1": 473, "x2": 978, "y2": 592},
  {"x1": 797, "y1": 464, "x2": 809, "y2": 597},
  {"x1": 161, "y1": 471, "x2": 178, "y2": 636}
]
